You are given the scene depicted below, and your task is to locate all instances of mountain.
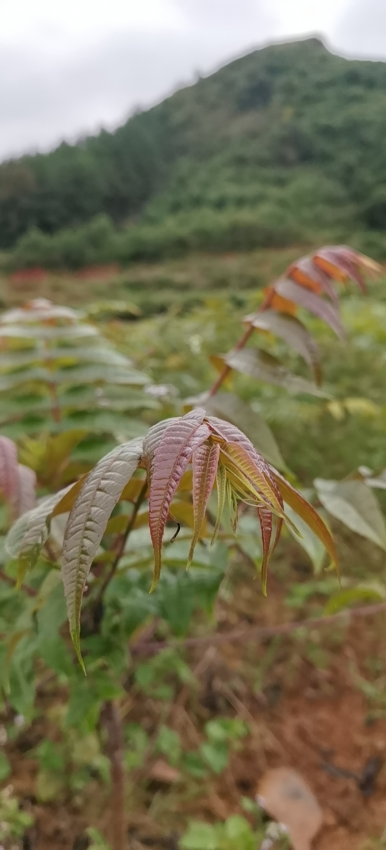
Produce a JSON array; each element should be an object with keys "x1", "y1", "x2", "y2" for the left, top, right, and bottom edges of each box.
[{"x1": 3, "y1": 38, "x2": 386, "y2": 264}]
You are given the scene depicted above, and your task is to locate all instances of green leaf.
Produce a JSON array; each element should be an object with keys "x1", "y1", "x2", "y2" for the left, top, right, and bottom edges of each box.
[
  {"x1": 200, "y1": 741, "x2": 229, "y2": 774},
  {"x1": 181, "y1": 752, "x2": 208, "y2": 779},
  {"x1": 180, "y1": 822, "x2": 218, "y2": 850},
  {"x1": 223, "y1": 348, "x2": 326, "y2": 397},
  {"x1": 86, "y1": 827, "x2": 112, "y2": 850},
  {"x1": 8, "y1": 655, "x2": 36, "y2": 719},
  {"x1": 284, "y1": 502, "x2": 327, "y2": 573},
  {"x1": 36, "y1": 769, "x2": 65, "y2": 802},
  {"x1": 204, "y1": 393, "x2": 285, "y2": 469},
  {"x1": 205, "y1": 718, "x2": 248, "y2": 742},
  {"x1": 61, "y1": 438, "x2": 143, "y2": 665},
  {"x1": 55, "y1": 364, "x2": 149, "y2": 387},
  {"x1": 324, "y1": 584, "x2": 385, "y2": 615},
  {"x1": 223, "y1": 816, "x2": 254, "y2": 843},
  {"x1": 315, "y1": 478, "x2": 386, "y2": 551},
  {"x1": 156, "y1": 726, "x2": 181, "y2": 766}
]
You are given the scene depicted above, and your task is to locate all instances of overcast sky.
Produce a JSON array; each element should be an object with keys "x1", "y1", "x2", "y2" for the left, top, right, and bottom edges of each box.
[{"x1": 0, "y1": 0, "x2": 384, "y2": 161}]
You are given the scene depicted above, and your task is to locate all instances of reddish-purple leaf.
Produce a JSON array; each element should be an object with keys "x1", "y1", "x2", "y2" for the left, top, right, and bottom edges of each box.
[
  {"x1": 16, "y1": 465, "x2": 36, "y2": 517},
  {"x1": 188, "y1": 441, "x2": 220, "y2": 565},
  {"x1": 320, "y1": 246, "x2": 367, "y2": 293},
  {"x1": 141, "y1": 417, "x2": 179, "y2": 471},
  {"x1": 149, "y1": 409, "x2": 210, "y2": 589},
  {"x1": 275, "y1": 279, "x2": 344, "y2": 340},
  {"x1": 0, "y1": 436, "x2": 19, "y2": 517},
  {"x1": 288, "y1": 256, "x2": 339, "y2": 303},
  {"x1": 313, "y1": 246, "x2": 365, "y2": 294}
]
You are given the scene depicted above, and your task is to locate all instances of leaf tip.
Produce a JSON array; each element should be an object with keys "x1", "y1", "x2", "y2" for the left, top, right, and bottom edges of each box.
[{"x1": 71, "y1": 630, "x2": 87, "y2": 675}]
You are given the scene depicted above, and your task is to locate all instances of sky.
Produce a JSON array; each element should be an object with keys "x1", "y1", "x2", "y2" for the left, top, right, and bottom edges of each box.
[{"x1": 0, "y1": 0, "x2": 384, "y2": 161}]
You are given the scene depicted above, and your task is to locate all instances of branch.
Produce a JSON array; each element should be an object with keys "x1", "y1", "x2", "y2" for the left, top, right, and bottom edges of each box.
[
  {"x1": 207, "y1": 324, "x2": 254, "y2": 398},
  {"x1": 133, "y1": 600, "x2": 386, "y2": 655}
]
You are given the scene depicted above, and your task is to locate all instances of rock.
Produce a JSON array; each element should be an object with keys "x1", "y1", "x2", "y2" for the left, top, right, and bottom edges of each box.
[{"x1": 256, "y1": 767, "x2": 323, "y2": 850}]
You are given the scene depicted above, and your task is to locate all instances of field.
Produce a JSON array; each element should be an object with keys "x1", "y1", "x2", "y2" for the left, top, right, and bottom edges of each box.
[{"x1": 1, "y1": 244, "x2": 386, "y2": 850}]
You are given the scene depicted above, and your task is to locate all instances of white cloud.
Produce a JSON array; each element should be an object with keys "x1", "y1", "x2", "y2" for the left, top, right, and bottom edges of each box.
[
  {"x1": 334, "y1": 0, "x2": 386, "y2": 58},
  {"x1": 0, "y1": 0, "x2": 381, "y2": 161}
]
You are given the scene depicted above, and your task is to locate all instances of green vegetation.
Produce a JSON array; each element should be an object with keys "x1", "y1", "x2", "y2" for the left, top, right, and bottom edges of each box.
[{"x1": 3, "y1": 38, "x2": 386, "y2": 267}]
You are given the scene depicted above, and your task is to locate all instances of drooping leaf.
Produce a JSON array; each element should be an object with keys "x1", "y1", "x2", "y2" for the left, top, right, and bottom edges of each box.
[
  {"x1": 51, "y1": 477, "x2": 87, "y2": 517},
  {"x1": 223, "y1": 349, "x2": 325, "y2": 397},
  {"x1": 313, "y1": 248, "x2": 349, "y2": 284},
  {"x1": 287, "y1": 256, "x2": 339, "y2": 303},
  {"x1": 61, "y1": 437, "x2": 144, "y2": 663},
  {"x1": 273, "y1": 472, "x2": 338, "y2": 569},
  {"x1": 362, "y1": 469, "x2": 386, "y2": 491},
  {"x1": 0, "y1": 436, "x2": 19, "y2": 515},
  {"x1": 148, "y1": 410, "x2": 210, "y2": 590},
  {"x1": 188, "y1": 442, "x2": 220, "y2": 565},
  {"x1": 257, "y1": 506, "x2": 273, "y2": 595},
  {"x1": 203, "y1": 392, "x2": 285, "y2": 469},
  {"x1": 274, "y1": 279, "x2": 344, "y2": 339},
  {"x1": 207, "y1": 417, "x2": 284, "y2": 512},
  {"x1": 313, "y1": 245, "x2": 376, "y2": 291},
  {"x1": 6, "y1": 486, "x2": 75, "y2": 583},
  {"x1": 321, "y1": 246, "x2": 367, "y2": 292},
  {"x1": 264, "y1": 289, "x2": 297, "y2": 315},
  {"x1": 245, "y1": 310, "x2": 322, "y2": 385},
  {"x1": 315, "y1": 478, "x2": 386, "y2": 551},
  {"x1": 16, "y1": 464, "x2": 37, "y2": 517},
  {"x1": 212, "y1": 462, "x2": 227, "y2": 543},
  {"x1": 219, "y1": 441, "x2": 284, "y2": 517}
]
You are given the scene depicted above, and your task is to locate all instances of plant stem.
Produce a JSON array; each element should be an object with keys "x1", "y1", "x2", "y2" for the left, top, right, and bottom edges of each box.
[
  {"x1": 134, "y1": 599, "x2": 386, "y2": 655},
  {"x1": 94, "y1": 478, "x2": 148, "y2": 607},
  {"x1": 102, "y1": 700, "x2": 127, "y2": 850},
  {"x1": 207, "y1": 324, "x2": 254, "y2": 398}
]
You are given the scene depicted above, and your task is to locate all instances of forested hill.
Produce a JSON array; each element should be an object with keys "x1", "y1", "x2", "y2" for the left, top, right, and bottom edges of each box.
[{"x1": 3, "y1": 37, "x2": 386, "y2": 262}]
